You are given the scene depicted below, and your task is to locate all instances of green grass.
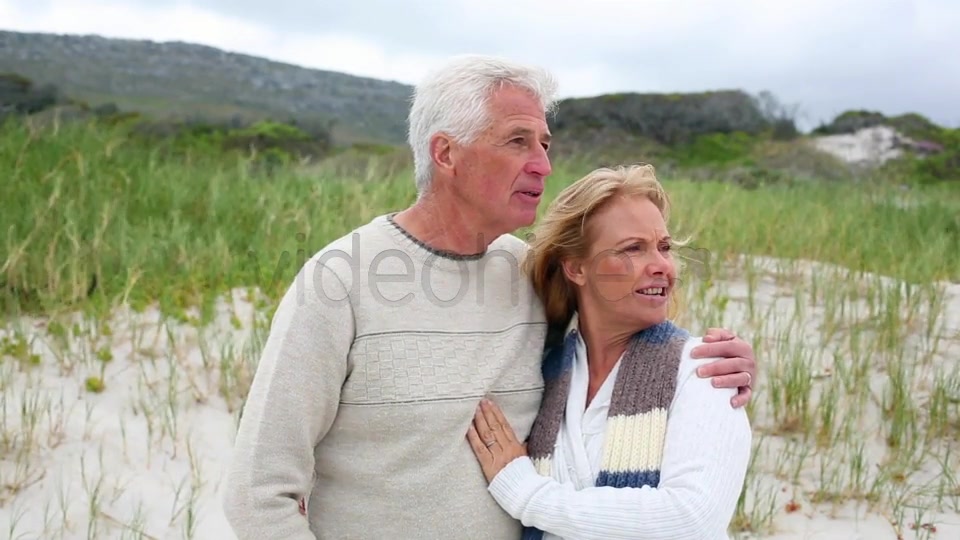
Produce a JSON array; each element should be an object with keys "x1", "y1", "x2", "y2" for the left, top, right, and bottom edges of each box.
[
  {"x1": 1, "y1": 119, "x2": 412, "y2": 320},
  {"x1": 1, "y1": 117, "x2": 959, "y2": 539},
  {"x1": 3, "y1": 119, "x2": 958, "y2": 321}
]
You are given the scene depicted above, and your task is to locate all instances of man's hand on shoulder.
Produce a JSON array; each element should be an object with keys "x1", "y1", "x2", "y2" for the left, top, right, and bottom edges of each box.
[{"x1": 691, "y1": 328, "x2": 756, "y2": 409}]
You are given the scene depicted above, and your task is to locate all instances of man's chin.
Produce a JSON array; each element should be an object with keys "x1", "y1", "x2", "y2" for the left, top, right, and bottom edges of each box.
[{"x1": 504, "y1": 212, "x2": 538, "y2": 234}]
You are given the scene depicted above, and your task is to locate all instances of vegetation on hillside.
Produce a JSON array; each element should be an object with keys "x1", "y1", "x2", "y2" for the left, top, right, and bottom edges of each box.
[
  {"x1": 551, "y1": 89, "x2": 798, "y2": 146},
  {"x1": 5, "y1": 28, "x2": 958, "y2": 189},
  {"x1": 0, "y1": 30, "x2": 413, "y2": 144},
  {"x1": 1, "y1": 73, "x2": 335, "y2": 169},
  {"x1": 0, "y1": 72, "x2": 61, "y2": 116},
  {"x1": 813, "y1": 109, "x2": 944, "y2": 141},
  {"x1": 811, "y1": 109, "x2": 960, "y2": 185}
]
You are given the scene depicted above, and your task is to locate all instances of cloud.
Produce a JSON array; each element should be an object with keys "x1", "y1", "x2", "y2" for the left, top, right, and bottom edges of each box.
[{"x1": 2, "y1": 0, "x2": 958, "y2": 128}]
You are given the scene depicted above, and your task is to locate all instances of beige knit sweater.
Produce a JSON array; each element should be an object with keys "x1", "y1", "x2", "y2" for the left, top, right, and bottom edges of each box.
[{"x1": 223, "y1": 214, "x2": 548, "y2": 539}]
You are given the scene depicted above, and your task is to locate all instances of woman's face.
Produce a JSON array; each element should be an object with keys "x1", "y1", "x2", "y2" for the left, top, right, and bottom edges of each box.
[{"x1": 565, "y1": 194, "x2": 676, "y2": 330}]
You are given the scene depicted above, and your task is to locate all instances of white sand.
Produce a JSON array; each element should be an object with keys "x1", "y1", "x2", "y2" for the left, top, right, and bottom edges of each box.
[
  {"x1": 1, "y1": 256, "x2": 958, "y2": 539},
  {"x1": 811, "y1": 125, "x2": 908, "y2": 167},
  {"x1": 0, "y1": 289, "x2": 263, "y2": 540}
]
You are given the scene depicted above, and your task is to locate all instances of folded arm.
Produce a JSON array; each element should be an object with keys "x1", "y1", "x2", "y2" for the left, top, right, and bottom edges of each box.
[
  {"x1": 487, "y1": 354, "x2": 753, "y2": 540},
  {"x1": 223, "y1": 261, "x2": 355, "y2": 540}
]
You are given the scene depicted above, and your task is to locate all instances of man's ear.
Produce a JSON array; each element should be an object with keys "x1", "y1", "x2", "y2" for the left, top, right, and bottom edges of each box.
[
  {"x1": 430, "y1": 133, "x2": 455, "y2": 174},
  {"x1": 561, "y1": 258, "x2": 587, "y2": 287}
]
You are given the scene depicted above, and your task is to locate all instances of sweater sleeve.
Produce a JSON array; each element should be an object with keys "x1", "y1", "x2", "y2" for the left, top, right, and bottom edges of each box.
[
  {"x1": 487, "y1": 346, "x2": 753, "y2": 540},
  {"x1": 222, "y1": 259, "x2": 355, "y2": 540}
]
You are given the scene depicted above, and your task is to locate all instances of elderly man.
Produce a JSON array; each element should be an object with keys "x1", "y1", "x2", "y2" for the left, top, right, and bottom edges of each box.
[{"x1": 223, "y1": 55, "x2": 756, "y2": 539}]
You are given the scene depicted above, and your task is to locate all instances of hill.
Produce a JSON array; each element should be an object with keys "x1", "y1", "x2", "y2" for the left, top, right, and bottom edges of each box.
[
  {"x1": 2, "y1": 30, "x2": 956, "y2": 187},
  {"x1": 0, "y1": 30, "x2": 801, "y2": 150},
  {"x1": 0, "y1": 30, "x2": 414, "y2": 144}
]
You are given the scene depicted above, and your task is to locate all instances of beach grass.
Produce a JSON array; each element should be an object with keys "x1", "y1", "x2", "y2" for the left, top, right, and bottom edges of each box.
[{"x1": 2, "y1": 118, "x2": 959, "y2": 539}]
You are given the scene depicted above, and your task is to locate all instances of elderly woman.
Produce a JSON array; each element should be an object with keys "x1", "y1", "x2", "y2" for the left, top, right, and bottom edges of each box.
[{"x1": 466, "y1": 164, "x2": 753, "y2": 539}]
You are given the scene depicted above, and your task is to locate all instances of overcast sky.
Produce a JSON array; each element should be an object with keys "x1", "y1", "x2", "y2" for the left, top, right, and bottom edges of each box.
[{"x1": 2, "y1": 0, "x2": 958, "y2": 130}]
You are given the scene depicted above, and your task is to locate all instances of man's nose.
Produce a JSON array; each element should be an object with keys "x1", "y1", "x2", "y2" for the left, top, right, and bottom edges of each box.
[{"x1": 525, "y1": 145, "x2": 552, "y2": 177}]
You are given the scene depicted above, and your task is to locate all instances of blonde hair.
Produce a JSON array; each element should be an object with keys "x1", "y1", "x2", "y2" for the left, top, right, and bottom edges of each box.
[{"x1": 523, "y1": 163, "x2": 687, "y2": 331}]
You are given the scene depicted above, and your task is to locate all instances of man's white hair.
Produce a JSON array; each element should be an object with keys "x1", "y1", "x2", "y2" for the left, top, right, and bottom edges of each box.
[{"x1": 407, "y1": 54, "x2": 560, "y2": 195}]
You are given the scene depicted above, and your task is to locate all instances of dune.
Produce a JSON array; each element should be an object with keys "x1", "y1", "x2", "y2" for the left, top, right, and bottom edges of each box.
[{"x1": 1, "y1": 254, "x2": 958, "y2": 539}]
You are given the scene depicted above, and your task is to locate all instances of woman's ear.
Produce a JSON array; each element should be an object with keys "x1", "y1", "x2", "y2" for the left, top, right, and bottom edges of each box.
[{"x1": 561, "y1": 258, "x2": 587, "y2": 287}]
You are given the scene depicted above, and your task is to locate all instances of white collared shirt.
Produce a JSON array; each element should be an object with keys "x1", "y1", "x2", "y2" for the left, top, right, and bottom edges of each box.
[{"x1": 543, "y1": 332, "x2": 622, "y2": 540}]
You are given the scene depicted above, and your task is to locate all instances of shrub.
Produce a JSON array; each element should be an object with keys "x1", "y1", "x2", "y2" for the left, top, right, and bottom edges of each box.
[
  {"x1": 0, "y1": 72, "x2": 62, "y2": 119},
  {"x1": 907, "y1": 128, "x2": 960, "y2": 185},
  {"x1": 550, "y1": 90, "x2": 788, "y2": 146}
]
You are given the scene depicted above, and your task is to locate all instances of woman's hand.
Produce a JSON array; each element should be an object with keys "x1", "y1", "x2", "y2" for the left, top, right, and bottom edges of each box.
[{"x1": 466, "y1": 398, "x2": 527, "y2": 484}]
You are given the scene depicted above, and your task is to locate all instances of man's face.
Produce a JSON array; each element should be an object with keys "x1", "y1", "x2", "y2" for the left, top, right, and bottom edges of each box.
[{"x1": 446, "y1": 85, "x2": 553, "y2": 239}]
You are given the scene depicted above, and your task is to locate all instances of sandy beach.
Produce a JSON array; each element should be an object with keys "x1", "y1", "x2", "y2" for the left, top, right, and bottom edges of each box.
[{"x1": 1, "y1": 253, "x2": 958, "y2": 539}]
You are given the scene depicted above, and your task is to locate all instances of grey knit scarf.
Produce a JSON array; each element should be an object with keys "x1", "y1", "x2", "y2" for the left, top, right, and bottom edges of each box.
[{"x1": 522, "y1": 313, "x2": 689, "y2": 540}]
